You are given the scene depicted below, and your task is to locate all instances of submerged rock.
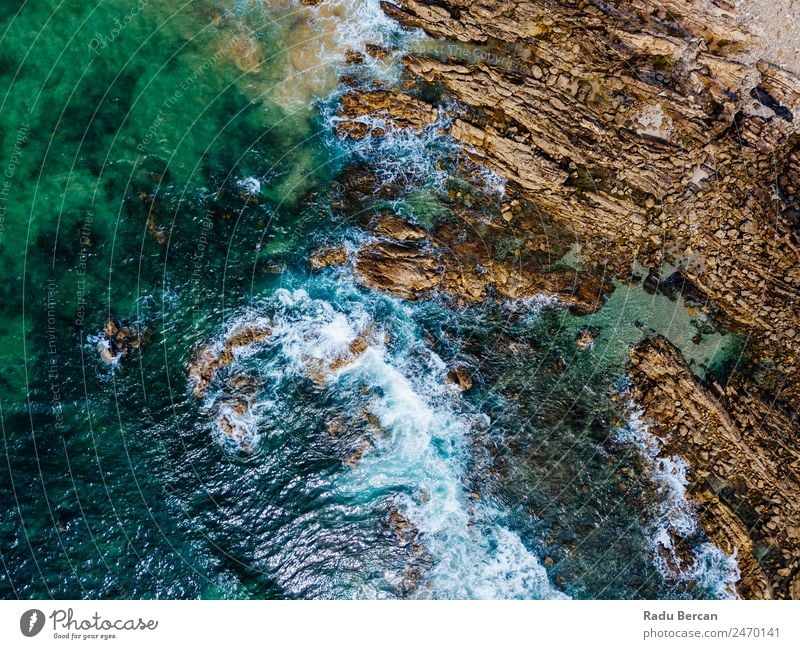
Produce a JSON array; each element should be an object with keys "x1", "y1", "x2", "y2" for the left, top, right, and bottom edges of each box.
[
  {"x1": 575, "y1": 326, "x2": 600, "y2": 351},
  {"x1": 386, "y1": 504, "x2": 431, "y2": 596}
]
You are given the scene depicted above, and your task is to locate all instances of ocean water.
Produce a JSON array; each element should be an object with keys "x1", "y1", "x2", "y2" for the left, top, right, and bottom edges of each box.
[{"x1": 0, "y1": 0, "x2": 744, "y2": 599}]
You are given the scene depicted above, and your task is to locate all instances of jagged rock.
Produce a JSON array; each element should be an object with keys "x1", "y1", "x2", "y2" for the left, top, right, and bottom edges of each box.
[
  {"x1": 365, "y1": 43, "x2": 391, "y2": 60},
  {"x1": 628, "y1": 336, "x2": 800, "y2": 599},
  {"x1": 225, "y1": 325, "x2": 271, "y2": 350},
  {"x1": 343, "y1": 177, "x2": 612, "y2": 309},
  {"x1": 344, "y1": 49, "x2": 365, "y2": 65},
  {"x1": 310, "y1": 246, "x2": 348, "y2": 269},
  {"x1": 355, "y1": 241, "x2": 443, "y2": 299},
  {"x1": 138, "y1": 192, "x2": 168, "y2": 245},
  {"x1": 354, "y1": 226, "x2": 612, "y2": 310},
  {"x1": 188, "y1": 323, "x2": 271, "y2": 397},
  {"x1": 372, "y1": 216, "x2": 427, "y2": 241},
  {"x1": 446, "y1": 365, "x2": 473, "y2": 391},
  {"x1": 336, "y1": 89, "x2": 439, "y2": 138},
  {"x1": 386, "y1": 504, "x2": 430, "y2": 595},
  {"x1": 97, "y1": 320, "x2": 147, "y2": 365},
  {"x1": 215, "y1": 391, "x2": 257, "y2": 453},
  {"x1": 331, "y1": 164, "x2": 406, "y2": 217},
  {"x1": 324, "y1": 331, "x2": 372, "y2": 373},
  {"x1": 575, "y1": 326, "x2": 600, "y2": 351},
  {"x1": 336, "y1": 2, "x2": 800, "y2": 598}
]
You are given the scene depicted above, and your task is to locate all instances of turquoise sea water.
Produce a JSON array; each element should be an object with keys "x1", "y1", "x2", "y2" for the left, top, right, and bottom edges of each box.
[{"x1": 0, "y1": 0, "x2": 743, "y2": 599}]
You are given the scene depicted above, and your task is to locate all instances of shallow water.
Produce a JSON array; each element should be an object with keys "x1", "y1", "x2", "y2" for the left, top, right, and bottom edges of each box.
[{"x1": 0, "y1": 0, "x2": 744, "y2": 599}]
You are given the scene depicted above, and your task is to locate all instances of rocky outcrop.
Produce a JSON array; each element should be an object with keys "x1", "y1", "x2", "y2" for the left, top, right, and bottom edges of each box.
[
  {"x1": 336, "y1": 89, "x2": 439, "y2": 138},
  {"x1": 188, "y1": 323, "x2": 271, "y2": 397},
  {"x1": 310, "y1": 246, "x2": 348, "y2": 269},
  {"x1": 446, "y1": 364, "x2": 473, "y2": 391},
  {"x1": 353, "y1": 216, "x2": 612, "y2": 311},
  {"x1": 356, "y1": 241, "x2": 443, "y2": 299},
  {"x1": 373, "y1": 215, "x2": 427, "y2": 241},
  {"x1": 628, "y1": 336, "x2": 800, "y2": 599},
  {"x1": 188, "y1": 317, "x2": 381, "y2": 454},
  {"x1": 330, "y1": 1, "x2": 800, "y2": 597},
  {"x1": 336, "y1": 0, "x2": 800, "y2": 409},
  {"x1": 575, "y1": 326, "x2": 600, "y2": 351},
  {"x1": 96, "y1": 320, "x2": 147, "y2": 365}
]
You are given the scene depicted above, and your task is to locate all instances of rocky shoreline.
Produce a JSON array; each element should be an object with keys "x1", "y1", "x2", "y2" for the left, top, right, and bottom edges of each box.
[
  {"x1": 629, "y1": 336, "x2": 800, "y2": 599},
  {"x1": 332, "y1": 0, "x2": 800, "y2": 597}
]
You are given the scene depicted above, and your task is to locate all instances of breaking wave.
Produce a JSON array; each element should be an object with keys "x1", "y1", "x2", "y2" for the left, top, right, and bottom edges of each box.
[
  {"x1": 616, "y1": 404, "x2": 740, "y2": 599},
  {"x1": 197, "y1": 279, "x2": 564, "y2": 598}
]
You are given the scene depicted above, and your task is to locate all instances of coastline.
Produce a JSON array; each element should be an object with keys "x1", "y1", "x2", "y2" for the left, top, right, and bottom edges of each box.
[{"x1": 333, "y1": 0, "x2": 800, "y2": 598}]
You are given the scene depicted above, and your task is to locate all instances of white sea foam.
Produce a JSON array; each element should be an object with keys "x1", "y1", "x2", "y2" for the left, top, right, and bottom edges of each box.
[
  {"x1": 213, "y1": 399, "x2": 261, "y2": 453},
  {"x1": 328, "y1": 107, "x2": 460, "y2": 191},
  {"x1": 475, "y1": 164, "x2": 508, "y2": 197},
  {"x1": 503, "y1": 294, "x2": 560, "y2": 317},
  {"x1": 338, "y1": 340, "x2": 564, "y2": 599},
  {"x1": 210, "y1": 286, "x2": 564, "y2": 598},
  {"x1": 194, "y1": 313, "x2": 273, "y2": 452},
  {"x1": 237, "y1": 176, "x2": 261, "y2": 195},
  {"x1": 269, "y1": 287, "x2": 373, "y2": 375},
  {"x1": 276, "y1": 289, "x2": 563, "y2": 598},
  {"x1": 617, "y1": 403, "x2": 740, "y2": 598}
]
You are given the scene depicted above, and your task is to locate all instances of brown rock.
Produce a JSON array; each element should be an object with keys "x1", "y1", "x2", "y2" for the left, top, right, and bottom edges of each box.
[
  {"x1": 628, "y1": 336, "x2": 800, "y2": 599},
  {"x1": 344, "y1": 50, "x2": 365, "y2": 65},
  {"x1": 447, "y1": 365, "x2": 473, "y2": 391},
  {"x1": 97, "y1": 319, "x2": 147, "y2": 365},
  {"x1": 349, "y1": 199, "x2": 611, "y2": 310},
  {"x1": 310, "y1": 246, "x2": 348, "y2": 269},
  {"x1": 336, "y1": 0, "x2": 800, "y2": 409},
  {"x1": 575, "y1": 326, "x2": 600, "y2": 351},
  {"x1": 373, "y1": 216, "x2": 427, "y2": 241},
  {"x1": 366, "y1": 43, "x2": 391, "y2": 60},
  {"x1": 336, "y1": 90, "x2": 439, "y2": 138},
  {"x1": 188, "y1": 323, "x2": 271, "y2": 397},
  {"x1": 355, "y1": 242, "x2": 442, "y2": 299},
  {"x1": 326, "y1": 330, "x2": 373, "y2": 373}
]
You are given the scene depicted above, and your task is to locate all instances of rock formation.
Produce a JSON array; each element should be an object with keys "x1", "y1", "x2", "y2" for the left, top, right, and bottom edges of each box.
[
  {"x1": 188, "y1": 323, "x2": 271, "y2": 398},
  {"x1": 310, "y1": 246, "x2": 349, "y2": 269},
  {"x1": 629, "y1": 336, "x2": 800, "y2": 599},
  {"x1": 349, "y1": 218, "x2": 613, "y2": 309},
  {"x1": 96, "y1": 319, "x2": 147, "y2": 365}
]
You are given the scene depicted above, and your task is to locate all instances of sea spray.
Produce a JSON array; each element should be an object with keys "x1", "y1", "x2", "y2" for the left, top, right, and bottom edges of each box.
[
  {"x1": 325, "y1": 104, "x2": 462, "y2": 191},
  {"x1": 615, "y1": 400, "x2": 740, "y2": 599},
  {"x1": 199, "y1": 280, "x2": 564, "y2": 598}
]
